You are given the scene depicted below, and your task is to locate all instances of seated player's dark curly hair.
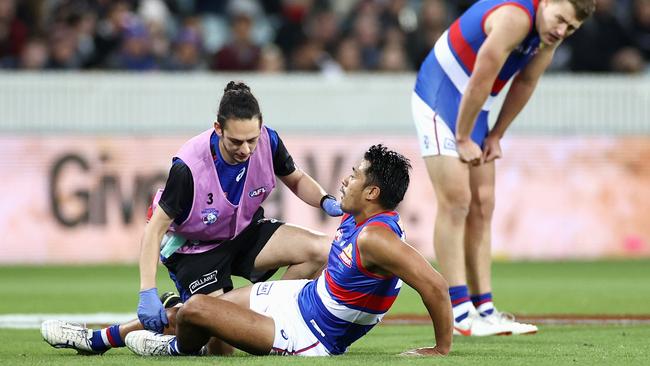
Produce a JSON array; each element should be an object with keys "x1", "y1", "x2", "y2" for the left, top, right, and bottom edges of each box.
[
  {"x1": 216, "y1": 81, "x2": 262, "y2": 128},
  {"x1": 363, "y1": 144, "x2": 411, "y2": 210}
]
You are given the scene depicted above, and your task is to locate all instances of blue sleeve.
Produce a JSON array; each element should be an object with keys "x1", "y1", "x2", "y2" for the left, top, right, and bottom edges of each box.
[{"x1": 266, "y1": 125, "x2": 279, "y2": 155}]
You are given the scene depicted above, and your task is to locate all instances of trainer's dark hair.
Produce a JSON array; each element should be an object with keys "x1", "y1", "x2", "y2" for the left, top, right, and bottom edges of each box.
[
  {"x1": 216, "y1": 81, "x2": 262, "y2": 128},
  {"x1": 363, "y1": 144, "x2": 411, "y2": 210}
]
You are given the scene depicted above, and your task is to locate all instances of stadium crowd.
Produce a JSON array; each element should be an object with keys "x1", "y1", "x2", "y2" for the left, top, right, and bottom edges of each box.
[{"x1": 1, "y1": 0, "x2": 648, "y2": 73}]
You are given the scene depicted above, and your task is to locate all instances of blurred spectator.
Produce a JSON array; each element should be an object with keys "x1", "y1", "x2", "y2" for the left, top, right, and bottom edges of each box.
[
  {"x1": 165, "y1": 28, "x2": 206, "y2": 71},
  {"x1": 351, "y1": 3, "x2": 382, "y2": 70},
  {"x1": 258, "y1": 43, "x2": 286, "y2": 73},
  {"x1": 0, "y1": 0, "x2": 27, "y2": 68},
  {"x1": 108, "y1": 20, "x2": 158, "y2": 71},
  {"x1": 569, "y1": 0, "x2": 644, "y2": 73},
  {"x1": 211, "y1": 0, "x2": 261, "y2": 71},
  {"x1": 47, "y1": 26, "x2": 82, "y2": 70},
  {"x1": 379, "y1": 27, "x2": 409, "y2": 71},
  {"x1": 19, "y1": 37, "x2": 48, "y2": 70},
  {"x1": 406, "y1": 0, "x2": 448, "y2": 69},
  {"x1": 335, "y1": 37, "x2": 362, "y2": 72},
  {"x1": 274, "y1": 0, "x2": 312, "y2": 60},
  {"x1": 86, "y1": 1, "x2": 131, "y2": 69},
  {"x1": 631, "y1": 0, "x2": 650, "y2": 62}
]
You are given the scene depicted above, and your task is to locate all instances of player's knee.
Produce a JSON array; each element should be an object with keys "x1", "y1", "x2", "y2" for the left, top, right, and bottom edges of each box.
[
  {"x1": 438, "y1": 198, "x2": 471, "y2": 224},
  {"x1": 178, "y1": 295, "x2": 209, "y2": 325},
  {"x1": 470, "y1": 188, "x2": 495, "y2": 220}
]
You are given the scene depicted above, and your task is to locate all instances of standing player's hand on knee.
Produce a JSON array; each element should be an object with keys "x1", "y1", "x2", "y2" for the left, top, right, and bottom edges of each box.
[
  {"x1": 137, "y1": 288, "x2": 168, "y2": 332},
  {"x1": 320, "y1": 194, "x2": 344, "y2": 217},
  {"x1": 456, "y1": 138, "x2": 483, "y2": 165},
  {"x1": 482, "y1": 135, "x2": 502, "y2": 163}
]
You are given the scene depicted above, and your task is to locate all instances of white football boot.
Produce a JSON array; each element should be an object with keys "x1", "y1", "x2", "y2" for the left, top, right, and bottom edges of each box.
[
  {"x1": 41, "y1": 319, "x2": 103, "y2": 355},
  {"x1": 125, "y1": 330, "x2": 175, "y2": 356},
  {"x1": 453, "y1": 309, "x2": 513, "y2": 336},
  {"x1": 481, "y1": 310, "x2": 538, "y2": 335}
]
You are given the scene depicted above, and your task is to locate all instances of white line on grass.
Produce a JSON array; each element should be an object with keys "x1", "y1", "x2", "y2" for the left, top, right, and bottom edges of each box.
[{"x1": 0, "y1": 313, "x2": 135, "y2": 329}]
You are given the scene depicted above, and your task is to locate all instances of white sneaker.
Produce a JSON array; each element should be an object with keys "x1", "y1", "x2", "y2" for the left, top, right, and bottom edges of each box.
[
  {"x1": 41, "y1": 319, "x2": 103, "y2": 355},
  {"x1": 453, "y1": 312, "x2": 512, "y2": 336},
  {"x1": 125, "y1": 330, "x2": 174, "y2": 356},
  {"x1": 482, "y1": 310, "x2": 538, "y2": 335}
]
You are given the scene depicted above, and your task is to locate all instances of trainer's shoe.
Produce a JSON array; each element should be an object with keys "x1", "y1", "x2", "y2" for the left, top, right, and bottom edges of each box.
[
  {"x1": 160, "y1": 291, "x2": 182, "y2": 309},
  {"x1": 453, "y1": 313, "x2": 512, "y2": 336},
  {"x1": 482, "y1": 310, "x2": 538, "y2": 335},
  {"x1": 41, "y1": 319, "x2": 103, "y2": 355},
  {"x1": 125, "y1": 330, "x2": 174, "y2": 356}
]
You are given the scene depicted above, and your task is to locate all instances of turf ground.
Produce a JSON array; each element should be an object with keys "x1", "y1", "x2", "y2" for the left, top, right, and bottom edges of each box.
[{"x1": 1, "y1": 260, "x2": 649, "y2": 365}]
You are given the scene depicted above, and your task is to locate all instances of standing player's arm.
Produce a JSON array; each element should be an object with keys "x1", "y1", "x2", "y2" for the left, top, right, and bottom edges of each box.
[
  {"x1": 455, "y1": 6, "x2": 531, "y2": 162},
  {"x1": 139, "y1": 207, "x2": 174, "y2": 290},
  {"x1": 490, "y1": 44, "x2": 556, "y2": 139},
  {"x1": 279, "y1": 168, "x2": 329, "y2": 208},
  {"x1": 356, "y1": 226, "x2": 452, "y2": 356}
]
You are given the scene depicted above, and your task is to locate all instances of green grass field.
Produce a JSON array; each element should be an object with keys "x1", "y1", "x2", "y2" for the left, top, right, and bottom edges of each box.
[{"x1": 1, "y1": 260, "x2": 649, "y2": 365}]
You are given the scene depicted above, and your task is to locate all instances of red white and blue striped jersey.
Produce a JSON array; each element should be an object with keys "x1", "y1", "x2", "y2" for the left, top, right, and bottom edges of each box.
[
  {"x1": 297, "y1": 211, "x2": 405, "y2": 355},
  {"x1": 414, "y1": 0, "x2": 541, "y2": 143}
]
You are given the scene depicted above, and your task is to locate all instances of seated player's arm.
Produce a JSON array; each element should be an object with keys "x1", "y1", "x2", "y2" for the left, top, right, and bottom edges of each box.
[
  {"x1": 357, "y1": 226, "x2": 452, "y2": 355},
  {"x1": 139, "y1": 207, "x2": 174, "y2": 290},
  {"x1": 279, "y1": 168, "x2": 329, "y2": 209},
  {"x1": 491, "y1": 44, "x2": 556, "y2": 138},
  {"x1": 456, "y1": 5, "x2": 532, "y2": 141}
]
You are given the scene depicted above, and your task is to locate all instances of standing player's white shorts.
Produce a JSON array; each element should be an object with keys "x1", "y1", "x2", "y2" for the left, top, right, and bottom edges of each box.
[
  {"x1": 411, "y1": 91, "x2": 459, "y2": 158},
  {"x1": 250, "y1": 280, "x2": 330, "y2": 356}
]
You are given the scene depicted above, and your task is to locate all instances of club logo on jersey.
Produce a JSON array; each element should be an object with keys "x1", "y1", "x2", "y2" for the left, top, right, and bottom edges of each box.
[
  {"x1": 189, "y1": 270, "x2": 218, "y2": 293},
  {"x1": 256, "y1": 282, "x2": 273, "y2": 295},
  {"x1": 281, "y1": 329, "x2": 288, "y2": 340},
  {"x1": 248, "y1": 186, "x2": 267, "y2": 198},
  {"x1": 338, "y1": 243, "x2": 353, "y2": 267},
  {"x1": 201, "y1": 208, "x2": 219, "y2": 225}
]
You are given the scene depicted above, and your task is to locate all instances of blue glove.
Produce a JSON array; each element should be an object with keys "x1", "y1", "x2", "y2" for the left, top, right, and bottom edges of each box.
[
  {"x1": 321, "y1": 194, "x2": 343, "y2": 217},
  {"x1": 137, "y1": 288, "x2": 168, "y2": 333}
]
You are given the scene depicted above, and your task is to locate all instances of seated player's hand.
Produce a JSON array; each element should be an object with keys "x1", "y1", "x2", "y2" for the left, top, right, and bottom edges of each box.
[
  {"x1": 321, "y1": 195, "x2": 344, "y2": 217},
  {"x1": 137, "y1": 288, "x2": 169, "y2": 332},
  {"x1": 399, "y1": 346, "x2": 448, "y2": 357}
]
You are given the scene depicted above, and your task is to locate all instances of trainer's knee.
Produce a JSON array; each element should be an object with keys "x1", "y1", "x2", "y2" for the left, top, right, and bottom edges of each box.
[
  {"x1": 437, "y1": 195, "x2": 471, "y2": 225},
  {"x1": 309, "y1": 233, "x2": 330, "y2": 265}
]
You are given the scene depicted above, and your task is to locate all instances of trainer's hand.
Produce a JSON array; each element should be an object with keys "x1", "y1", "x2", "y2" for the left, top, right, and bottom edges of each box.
[
  {"x1": 482, "y1": 135, "x2": 502, "y2": 163},
  {"x1": 399, "y1": 346, "x2": 448, "y2": 357},
  {"x1": 456, "y1": 138, "x2": 483, "y2": 165},
  {"x1": 321, "y1": 195, "x2": 344, "y2": 217},
  {"x1": 137, "y1": 288, "x2": 168, "y2": 332}
]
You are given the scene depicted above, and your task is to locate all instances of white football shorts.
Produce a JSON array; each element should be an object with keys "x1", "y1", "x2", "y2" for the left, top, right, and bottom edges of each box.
[
  {"x1": 249, "y1": 280, "x2": 330, "y2": 356},
  {"x1": 411, "y1": 91, "x2": 459, "y2": 158}
]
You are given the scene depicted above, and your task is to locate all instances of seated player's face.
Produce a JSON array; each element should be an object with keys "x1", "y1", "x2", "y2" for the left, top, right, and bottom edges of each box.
[
  {"x1": 217, "y1": 118, "x2": 261, "y2": 164},
  {"x1": 340, "y1": 160, "x2": 371, "y2": 214},
  {"x1": 537, "y1": 0, "x2": 582, "y2": 46}
]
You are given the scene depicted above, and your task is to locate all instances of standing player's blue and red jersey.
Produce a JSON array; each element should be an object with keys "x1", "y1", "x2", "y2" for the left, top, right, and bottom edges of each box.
[
  {"x1": 297, "y1": 211, "x2": 405, "y2": 355},
  {"x1": 414, "y1": 0, "x2": 541, "y2": 146}
]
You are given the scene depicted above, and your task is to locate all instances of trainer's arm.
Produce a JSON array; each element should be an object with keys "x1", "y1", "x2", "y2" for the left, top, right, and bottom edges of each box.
[
  {"x1": 357, "y1": 226, "x2": 452, "y2": 355},
  {"x1": 455, "y1": 6, "x2": 531, "y2": 142},
  {"x1": 139, "y1": 207, "x2": 174, "y2": 290},
  {"x1": 490, "y1": 44, "x2": 555, "y2": 138},
  {"x1": 279, "y1": 168, "x2": 329, "y2": 208}
]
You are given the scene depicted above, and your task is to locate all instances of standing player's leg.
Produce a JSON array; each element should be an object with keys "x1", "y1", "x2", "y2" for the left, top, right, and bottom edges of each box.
[
  {"x1": 465, "y1": 160, "x2": 538, "y2": 335},
  {"x1": 466, "y1": 160, "x2": 496, "y2": 315},
  {"x1": 424, "y1": 155, "x2": 475, "y2": 327}
]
